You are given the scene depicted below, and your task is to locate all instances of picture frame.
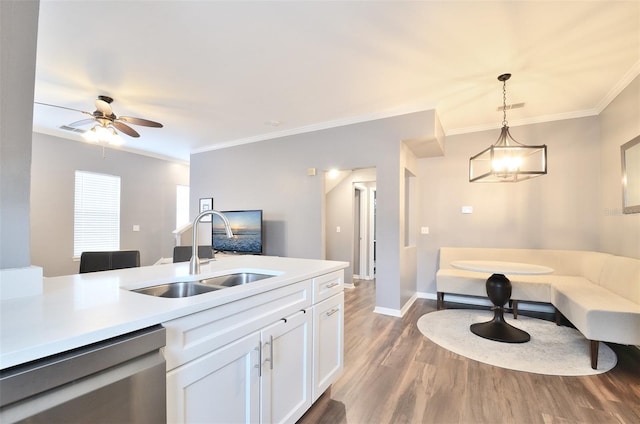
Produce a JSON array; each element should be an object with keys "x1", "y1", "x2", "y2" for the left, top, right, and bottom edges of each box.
[
  {"x1": 199, "y1": 198, "x2": 213, "y2": 222},
  {"x1": 621, "y1": 135, "x2": 640, "y2": 214}
]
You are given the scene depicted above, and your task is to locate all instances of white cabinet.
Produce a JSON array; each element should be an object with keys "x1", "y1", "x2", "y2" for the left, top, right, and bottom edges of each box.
[
  {"x1": 164, "y1": 269, "x2": 344, "y2": 423},
  {"x1": 167, "y1": 331, "x2": 261, "y2": 423},
  {"x1": 312, "y1": 292, "x2": 344, "y2": 401},
  {"x1": 260, "y1": 309, "x2": 312, "y2": 424},
  {"x1": 167, "y1": 309, "x2": 312, "y2": 424}
]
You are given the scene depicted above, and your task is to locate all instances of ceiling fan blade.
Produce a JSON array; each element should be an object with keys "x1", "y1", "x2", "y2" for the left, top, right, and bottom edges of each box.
[
  {"x1": 67, "y1": 118, "x2": 96, "y2": 127},
  {"x1": 113, "y1": 121, "x2": 140, "y2": 138},
  {"x1": 34, "y1": 102, "x2": 92, "y2": 116},
  {"x1": 118, "y1": 116, "x2": 163, "y2": 128}
]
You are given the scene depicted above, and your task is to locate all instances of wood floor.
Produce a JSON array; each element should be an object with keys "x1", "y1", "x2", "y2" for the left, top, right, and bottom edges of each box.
[{"x1": 298, "y1": 279, "x2": 640, "y2": 424}]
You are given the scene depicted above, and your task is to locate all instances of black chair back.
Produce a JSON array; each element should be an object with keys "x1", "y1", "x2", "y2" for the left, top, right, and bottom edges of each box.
[
  {"x1": 112, "y1": 250, "x2": 141, "y2": 270},
  {"x1": 79, "y1": 250, "x2": 140, "y2": 273},
  {"x1": 173, "y1": 246, "x2": 213, "y2": 263}
]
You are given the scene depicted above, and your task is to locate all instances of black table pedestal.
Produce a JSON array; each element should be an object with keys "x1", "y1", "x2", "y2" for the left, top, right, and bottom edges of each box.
[{"x1": 470, "y1": 273, "x2": 530, "y2": 343}]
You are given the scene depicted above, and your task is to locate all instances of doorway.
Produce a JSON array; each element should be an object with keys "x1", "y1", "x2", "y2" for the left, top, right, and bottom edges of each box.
[
  {"x1": 353, "y1": 183, "x2": 375, "y2": 280},
  {"x1": 323, "y1": 167, "x2": 376, "y2": 284}
]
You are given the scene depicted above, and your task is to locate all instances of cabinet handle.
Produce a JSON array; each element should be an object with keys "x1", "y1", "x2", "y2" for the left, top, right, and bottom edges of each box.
[
  {"x1": 325, "y1": 281, "x2": 339, "y2": 289},
  {"x1": 326, "y1": 307, "x2": 340, "y2": 317},
  {"x1": 263, "y1": 336, "x2": 274, "y2": 370},
  {"x1": 254, "y1": 346, "x2": 262, "y2": 377}
]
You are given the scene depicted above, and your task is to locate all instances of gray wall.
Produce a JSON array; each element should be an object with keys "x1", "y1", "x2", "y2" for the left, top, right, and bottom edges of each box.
[
  {"x1": 30, "y1": 133, "x2": 189, "y2": 277},
  {"x1": 416, "y1": 116, "x2": 603, "y2": 293},
  {"x1": 0, "y1": 0, "x2": 39, "y2": 269},
  {"x1": 599, "y1": 75, "x2": 640, "y2": 257},
  {"x1": 190, "y1": 110, "x2": 438, "y2": 312}
]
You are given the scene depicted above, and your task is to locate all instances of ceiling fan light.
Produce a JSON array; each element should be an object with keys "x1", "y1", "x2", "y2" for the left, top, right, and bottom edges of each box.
[
  {"x1": 82, "y1": 125, "x2": 123, "y2": 145},
  {"x1": 82, "y1": 126, "x2": 100, "y2": 143}
]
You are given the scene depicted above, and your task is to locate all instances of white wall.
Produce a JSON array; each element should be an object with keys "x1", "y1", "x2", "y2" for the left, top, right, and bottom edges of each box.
[
  {"x1": 30, "y1": 133, "x2": 189, "y2": 276},
  {"x1": 190, "y1": 110, "x2": 440, "y2": 313},
  {"x1": 416, "y1": 116, "x2": 602, "y2": 294},
  {"x1": 598, "y1": 75, "x2": 640, "y2": 257}
]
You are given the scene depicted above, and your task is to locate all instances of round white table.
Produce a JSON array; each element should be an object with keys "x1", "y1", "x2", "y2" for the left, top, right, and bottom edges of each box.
[{"x1": 451, "y1": 260, "x2": 554, "y2": 343}]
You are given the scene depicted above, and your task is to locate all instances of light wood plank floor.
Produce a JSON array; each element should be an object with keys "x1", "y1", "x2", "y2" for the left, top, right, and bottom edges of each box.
[{"x1": 298, "y1": 279, "x2": 640, "y2": 424}]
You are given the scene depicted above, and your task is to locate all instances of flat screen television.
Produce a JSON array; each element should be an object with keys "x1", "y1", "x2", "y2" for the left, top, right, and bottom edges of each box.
[{"x1": 212, "y1": 210, "x2": 263, "y2": 255}]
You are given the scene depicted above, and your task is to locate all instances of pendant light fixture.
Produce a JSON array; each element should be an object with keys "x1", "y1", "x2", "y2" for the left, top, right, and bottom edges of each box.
[{"x1": 469, "y1": 73, "x2": 547, "y2": 182}]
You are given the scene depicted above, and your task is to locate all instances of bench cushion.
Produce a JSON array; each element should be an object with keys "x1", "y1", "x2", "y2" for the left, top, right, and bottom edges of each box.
[{"x1": 552, "y1": 279, "x2": 640, "y2": 345}]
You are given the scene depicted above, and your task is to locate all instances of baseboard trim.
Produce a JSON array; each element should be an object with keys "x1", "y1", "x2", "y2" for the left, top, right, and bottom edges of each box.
[
  {"x1": 373, "y1": 306, "x2": 402, "y2": 317},
  {"x1": 373, "y1": 293, "x2": 418, "y2": 318}
]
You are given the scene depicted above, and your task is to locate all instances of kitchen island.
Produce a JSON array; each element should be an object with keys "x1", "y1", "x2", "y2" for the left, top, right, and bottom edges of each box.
[{"x1": 1, "y1": 255, "x2": 347, "y2": 423}]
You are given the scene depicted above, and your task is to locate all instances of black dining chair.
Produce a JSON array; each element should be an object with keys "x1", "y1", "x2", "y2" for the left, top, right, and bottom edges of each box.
[
  {"x1": 173, "y1": 246, "x2": 213, "y2": 263},
  {"x1": 79, "y1": 250, "x2": 141, "y2": 273}
]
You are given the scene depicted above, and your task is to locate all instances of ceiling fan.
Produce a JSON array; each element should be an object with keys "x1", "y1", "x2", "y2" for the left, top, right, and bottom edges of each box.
[{"x1": 35, "y1": 95, "x2": 163, "y2": 141}]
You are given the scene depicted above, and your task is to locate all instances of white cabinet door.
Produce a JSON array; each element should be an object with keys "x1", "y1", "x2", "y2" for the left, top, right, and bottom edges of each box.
[
  {"x1": 167, "y1": 332, "x2": 261, "y2": 424},
  {"x1": 312, "y1": 292, "x2": 344, "y2": 401},
  {"x1": 260, "y1": 309, "x2": 312, "y2": 424}
]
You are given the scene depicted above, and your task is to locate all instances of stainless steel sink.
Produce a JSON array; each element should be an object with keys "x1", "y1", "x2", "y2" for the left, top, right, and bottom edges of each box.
[
  {"x1": 199, "y1": 272, "x2": 273, "y2": 288},
  {"x1": 131, "y1": 273, "x2": 274, "y2": 298},
  {"x1": 132, "y1": 281, "x2": 222, "y2": 298}
]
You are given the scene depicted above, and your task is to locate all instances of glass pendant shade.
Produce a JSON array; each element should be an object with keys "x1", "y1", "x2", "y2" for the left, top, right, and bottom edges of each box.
[
  {"x1": 82, "y1": 125, "x2": 124, "y2": 145},
  {"x1": 469, "y1": 126, "x2": 547, "y2": 182}
]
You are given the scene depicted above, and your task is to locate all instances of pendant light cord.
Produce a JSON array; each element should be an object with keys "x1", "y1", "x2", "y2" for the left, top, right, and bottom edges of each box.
[{"x1": 502, "y1": 78, "x2": 508, "y2": 127}]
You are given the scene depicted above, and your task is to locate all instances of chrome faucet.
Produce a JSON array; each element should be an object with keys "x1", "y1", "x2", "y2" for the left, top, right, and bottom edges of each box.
[{"x1": 190, "y1": 209, "x2": 233, "y2": 275}]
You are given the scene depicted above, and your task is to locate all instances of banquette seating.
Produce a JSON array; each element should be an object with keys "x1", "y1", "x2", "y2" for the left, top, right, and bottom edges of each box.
[{"x1": 436, "y1": 247, "x2": 640, "y2": 369}]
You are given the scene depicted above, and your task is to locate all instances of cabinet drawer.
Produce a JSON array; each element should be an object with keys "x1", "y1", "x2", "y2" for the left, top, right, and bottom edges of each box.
[
  {"x1": 164, "y1": 280, "x2": 312, "y2": 370},
  {"x1": 313, "y1": 270, "x2": 343, "y2": 304}
]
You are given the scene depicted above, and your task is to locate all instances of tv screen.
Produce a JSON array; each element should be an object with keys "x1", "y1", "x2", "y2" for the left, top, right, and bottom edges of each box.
[{"x1": 212, "y1": 210, "x2": 263, "y2": 255}]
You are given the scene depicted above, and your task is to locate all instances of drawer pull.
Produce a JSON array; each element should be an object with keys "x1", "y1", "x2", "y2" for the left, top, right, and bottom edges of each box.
[
  {"x1": 264, "y1": 336, "x2": 274, "y2": 370},
  {"x1": 254, "y1": 346, "x2": 261, "y2": 376},
  {"x1": 325, "y1": 281, "x2": 340, "y2": 289},
  {"x1": 326, "y1": 307, "x2": 340, "y2": 317}
]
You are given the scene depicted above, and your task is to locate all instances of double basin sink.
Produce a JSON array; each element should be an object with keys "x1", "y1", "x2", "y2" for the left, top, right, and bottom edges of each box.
[{"x1": 132, "y1": 272, "x2": 273, "y2": 298}]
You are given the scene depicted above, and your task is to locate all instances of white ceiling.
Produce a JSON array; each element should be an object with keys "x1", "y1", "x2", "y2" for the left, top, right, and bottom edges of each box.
[{"x1": 32, "y1": 0, "x2": 640, "y2": 162}]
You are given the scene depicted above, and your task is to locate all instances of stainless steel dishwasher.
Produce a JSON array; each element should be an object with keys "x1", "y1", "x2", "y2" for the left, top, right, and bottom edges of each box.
[{"x1": 0, "y1": 325, "x2": 166, "y2": 423}]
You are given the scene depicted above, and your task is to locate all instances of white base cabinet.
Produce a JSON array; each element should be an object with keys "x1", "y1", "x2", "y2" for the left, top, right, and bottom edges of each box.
[
  {"x1": 167, "y1": 332, "x2": 261, "y2": 423},
  {"x1": 260, "y1": 309, "x2": 312, "y2": 424},
  {"x1": 312, "y1": 292, "x2": 344, "y2": 401},
  {"x1": 164, "y1": 269, "x2": 344, "y2": 424}
]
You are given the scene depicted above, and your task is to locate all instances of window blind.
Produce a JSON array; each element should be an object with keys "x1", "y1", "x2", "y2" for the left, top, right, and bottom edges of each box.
[{"x1": 74, "y1": 171, "x2": 121, "y2": 257}]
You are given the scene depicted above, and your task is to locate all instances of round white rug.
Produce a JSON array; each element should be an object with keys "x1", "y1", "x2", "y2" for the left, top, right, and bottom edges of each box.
[{"x1": 417, "y1": 309, "x2": 617, "y2": 376}]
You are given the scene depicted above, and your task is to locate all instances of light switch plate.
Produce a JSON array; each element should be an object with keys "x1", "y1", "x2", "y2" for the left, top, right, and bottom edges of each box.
[{"x1": 461, "y1": 206, "x2": 473, "y2": 214}]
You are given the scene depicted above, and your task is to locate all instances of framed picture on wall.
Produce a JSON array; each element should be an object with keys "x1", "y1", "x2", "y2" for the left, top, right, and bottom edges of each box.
[
  {"x1": 621, "y1": 136, "x2": 640, "y2": 214},
  {"x1": 199, "y1": 198, "x2": 213, "y2": 222}
]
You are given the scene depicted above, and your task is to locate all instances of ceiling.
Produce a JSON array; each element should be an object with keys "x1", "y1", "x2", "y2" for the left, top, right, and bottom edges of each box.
[{"x1": 32, "y1": 0, "x2": 640, "y2": 162}]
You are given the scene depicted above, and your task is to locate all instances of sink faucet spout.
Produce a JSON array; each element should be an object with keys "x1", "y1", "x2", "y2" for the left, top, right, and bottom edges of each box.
[{"x1": 190, "y1": 209, "x2": 233, "y2": 275}]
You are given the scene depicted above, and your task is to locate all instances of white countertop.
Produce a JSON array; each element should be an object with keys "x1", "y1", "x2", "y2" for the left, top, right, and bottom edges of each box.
[
  {"x1": 451, "y1": 260, "x2": 554, "y2": 275},
  {"x1": 0, "y1": 255, "x2": 348, "y2": 370}
]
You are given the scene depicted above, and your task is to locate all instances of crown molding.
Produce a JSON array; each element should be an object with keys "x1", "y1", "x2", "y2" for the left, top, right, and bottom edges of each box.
[{"x1": 192, "y1": 102, "x2": 437, "y2": 154}]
